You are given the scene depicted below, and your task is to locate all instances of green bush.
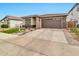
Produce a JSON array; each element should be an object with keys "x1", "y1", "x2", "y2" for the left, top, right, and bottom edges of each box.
[
  {"x1": 77, "y1": 24, "x2": 79, "y2": 28},
  {"x1": 2, "y1": 28, "x2": 22, "y2": 34},
  {"x1": 70, "y1": 28, "x2": 79, "y2": 39},
  {"x1": 1, "y1": 24, "x2": 9, "y2": 28},
  {"x1": 70, "y1": 28, "x2": 79, "y2": 34},
  {"x1": 70, "y1": 28, "x2": 76, "y2": 32}
]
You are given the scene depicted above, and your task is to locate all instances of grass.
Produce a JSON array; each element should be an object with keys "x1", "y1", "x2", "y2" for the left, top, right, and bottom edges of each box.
[
  {"x1": 1, "y1": 28, "x2": 24, "y2": 34},
  {"x1": 0, "y1": 28, "x2": 11, "y2": 31},
  {"x1": 70, "y1": 27, "x2": 79, "y2": 38}
]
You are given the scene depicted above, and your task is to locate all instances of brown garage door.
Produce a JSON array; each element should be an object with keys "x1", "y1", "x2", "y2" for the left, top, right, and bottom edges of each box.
[{"x1": 42, "y1": 17, "x2": 66, "y2": 28}]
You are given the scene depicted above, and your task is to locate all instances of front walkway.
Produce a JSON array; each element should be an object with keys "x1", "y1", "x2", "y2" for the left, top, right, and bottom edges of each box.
[{"x1": 0, "y1": 29, "x2": 79, "y2": 56}]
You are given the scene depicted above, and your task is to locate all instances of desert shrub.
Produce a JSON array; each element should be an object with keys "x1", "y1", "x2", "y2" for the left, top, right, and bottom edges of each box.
[
  {"x1": 68, "y1": 21, "x2": 76, "y2": 28},
  {"x1": 1, "y1": 24, "x2": 9, "y2": 28}
]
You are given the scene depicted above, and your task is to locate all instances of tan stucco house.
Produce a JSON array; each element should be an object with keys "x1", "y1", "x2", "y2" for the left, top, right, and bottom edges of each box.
[
  {"x1": 1, "y1": 3, "x2": 79, "y2": 29},
  {"x1": 22, "y1": 14, "x2": 67, "y2": 29}
]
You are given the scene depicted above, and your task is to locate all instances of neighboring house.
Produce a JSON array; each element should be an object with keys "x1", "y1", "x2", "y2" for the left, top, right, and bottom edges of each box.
[
  {"x1": 1, "y1": 16, "x2": 24, "y2": 28},
  {"x1": 66, "y1": 3, "x2": 79, "y2": 26}
]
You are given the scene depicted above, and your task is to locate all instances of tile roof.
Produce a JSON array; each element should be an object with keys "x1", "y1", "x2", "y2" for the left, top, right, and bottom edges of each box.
[
  {"x1": 7, "y1": 16, "x2": 23, "y2": 20},
  {"x1": 22, "y1": 13, "x2": 67, "y2": 18},
  {"x1": 1, "y1": 16, "x2": 23, "y2": 21},
  {"x1": 39, "y1": 13, "x2": 67, "y2": 17}
]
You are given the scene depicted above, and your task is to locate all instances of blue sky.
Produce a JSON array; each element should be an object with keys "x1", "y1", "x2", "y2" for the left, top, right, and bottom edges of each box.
[{"x1": 0, "y1": 3, "x2": 75, "y2": 20}]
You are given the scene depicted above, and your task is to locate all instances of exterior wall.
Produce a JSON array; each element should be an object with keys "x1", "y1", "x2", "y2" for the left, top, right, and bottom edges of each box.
[
  {"x1": 9, "y1": 20, "x2": 23, "y2": 28},
  {"x1": 40, "y1": 18, "x2": 42, "y2": 28},
  {"x1": 2, "y1": 18, "x2": 8, "y2": 24},
  {"x1": 30, "y1": 17, "x2": 36, "y2": 25},
  {"x1": 36, "y1": 17, "x2": 40, "y2": 29},
  {"x1": 66, "y1": 4, "x2": 79, "y2": 26}
]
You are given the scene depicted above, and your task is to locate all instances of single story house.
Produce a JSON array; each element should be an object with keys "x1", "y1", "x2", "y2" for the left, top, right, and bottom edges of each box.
[
  {"x1": 1, "y1": 3, "x2": 79, "y2": 29},
  {"x1": 22, "y1": 14, "x2": 67, "y2": 29},
  {"x1": 1, "y1": 16, "x2": 24, "y2": 28}
]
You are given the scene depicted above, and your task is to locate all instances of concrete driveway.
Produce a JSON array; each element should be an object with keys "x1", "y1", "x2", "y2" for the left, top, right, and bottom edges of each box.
[
  {"x1": 0, "y1": 32, "x2": 18, "y2": 40},
  {"x1": 0, "y1": 28, "x2": 79, "y2": 56}
]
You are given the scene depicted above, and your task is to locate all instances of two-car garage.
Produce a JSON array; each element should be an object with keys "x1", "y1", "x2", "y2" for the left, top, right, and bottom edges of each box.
[{"x1": 40, "y1": 14, "x2": 67, "y2": 29}]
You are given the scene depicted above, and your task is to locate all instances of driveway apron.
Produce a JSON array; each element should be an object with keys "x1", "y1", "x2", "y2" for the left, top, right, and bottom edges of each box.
[{"x1": 0, "y1": 29, "x2": 79, "y2": 55}]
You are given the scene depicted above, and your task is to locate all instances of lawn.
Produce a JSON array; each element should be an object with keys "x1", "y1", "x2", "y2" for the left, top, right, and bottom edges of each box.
[
  {"x1": 70, "y1": 28, "x2": 79, "y2": 38},
  {"x1": 0, "y1": 28, "x2": 10, "y2": 31},
  {"x1": 1, "y1": 28, "x2": 24, "y2": 34}
]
